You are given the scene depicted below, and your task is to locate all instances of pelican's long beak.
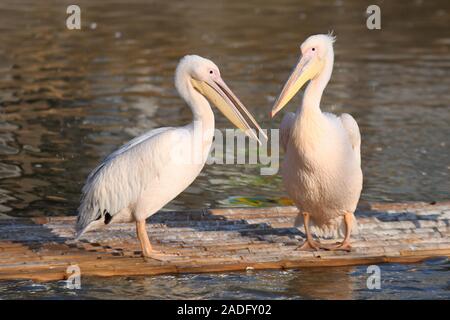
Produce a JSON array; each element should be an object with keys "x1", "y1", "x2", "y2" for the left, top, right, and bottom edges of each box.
[
  {"x1": 192, "y1": 77, "x2": 267, "y2": 144},
  {"x1": 270, "y1": 54, "x2": 324, "y2": 118}
]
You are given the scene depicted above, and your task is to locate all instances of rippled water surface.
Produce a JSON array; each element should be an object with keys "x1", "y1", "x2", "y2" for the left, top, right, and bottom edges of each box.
[
  {"x1": 1, "y1": 258, "x2": 449, "y2": 299},
  {"x1": 0, "y1": 0, "x2": 449, "y2": 299}
]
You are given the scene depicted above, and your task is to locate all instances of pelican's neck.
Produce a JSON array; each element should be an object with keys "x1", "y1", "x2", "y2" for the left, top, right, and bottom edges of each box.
[
  {"x1": 174, "y1": 70, "x2": 215, "y2": 164},
  {"x1": 175, "y1": 70, "x2": 215, "y2": 133},
  {"x1": 298, "y1": 53, "x2": 334, "y2": 119}
]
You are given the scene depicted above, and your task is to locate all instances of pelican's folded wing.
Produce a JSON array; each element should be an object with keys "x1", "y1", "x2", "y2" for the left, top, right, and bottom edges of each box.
[
  {"x1": 76, "y1": 127, "x2": 178, "y2": 236},
  {"x1": 280, "y1": 112, "x2": 296, "y2": 151},
  {"x1": 340, "y1": 113, "x2": 361, "y2": 166}
]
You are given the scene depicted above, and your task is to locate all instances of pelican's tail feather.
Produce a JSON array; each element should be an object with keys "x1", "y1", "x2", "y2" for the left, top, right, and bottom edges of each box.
[
  {"x1": 75, "y1": 198, "x2": 103, "y2": 240},
  {"x1": 74, "y1": 219, "x2": 94, "y2": 240},
  {"x1": 75, "y1": 214, "x2": 95, "y2": 240},
  {"x1": 74, "y1": 226, "x2": 87, "y2": 241}
]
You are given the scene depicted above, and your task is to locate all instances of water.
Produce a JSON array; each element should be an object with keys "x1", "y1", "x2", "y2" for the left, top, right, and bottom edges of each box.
[
  {"x1": 0, "y1": 0, "x2": 449, "y2": 299},
  {"x1": 1, "y1": 258, "x2": 449, "y2": 299}
]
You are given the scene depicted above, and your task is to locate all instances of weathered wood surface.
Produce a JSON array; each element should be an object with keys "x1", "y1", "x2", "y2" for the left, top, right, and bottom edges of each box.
[{"x1": 0, "y1": 201, "x2": 449, "y2": 281}]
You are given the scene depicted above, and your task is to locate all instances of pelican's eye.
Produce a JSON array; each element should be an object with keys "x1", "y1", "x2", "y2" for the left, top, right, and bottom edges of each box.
[
  {"x1": 209, "y1": 70, "x2": 213, "y2": 74},
  {"x1": 312, "y1": 47, "x2": 315, "y2": 51}
]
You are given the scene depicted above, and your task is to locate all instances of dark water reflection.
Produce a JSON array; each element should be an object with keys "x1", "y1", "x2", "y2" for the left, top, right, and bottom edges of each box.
[
  {"x1": 1, "y1": 259, "x2": 449, "y2": 299},
  {"x1": 0, "y1": 0, "x2": 449, "y2": 299}
]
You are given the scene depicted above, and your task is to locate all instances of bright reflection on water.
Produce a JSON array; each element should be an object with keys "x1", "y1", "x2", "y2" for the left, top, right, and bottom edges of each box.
[{"x1": 0, "y1": 0, "x2": 449, "y2": 299}]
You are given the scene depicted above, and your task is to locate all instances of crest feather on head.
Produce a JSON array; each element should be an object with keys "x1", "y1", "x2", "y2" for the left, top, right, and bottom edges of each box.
[{"x1": 327, "y1": 30, "x2": 336, "y2": 44}]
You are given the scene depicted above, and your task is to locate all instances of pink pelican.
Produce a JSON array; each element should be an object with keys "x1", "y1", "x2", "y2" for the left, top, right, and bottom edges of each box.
[
  {"x1": 76, "y1": 55, "x2": 265, "y2": 258},
  {"x1": 271, "y1": 34, "x2": 363, "y2": 251}
]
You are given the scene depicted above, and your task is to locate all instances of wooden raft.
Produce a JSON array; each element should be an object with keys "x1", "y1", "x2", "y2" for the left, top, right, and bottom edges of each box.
[{"x1": 0, "y1": 201, "x2": 449, "y2": 281}]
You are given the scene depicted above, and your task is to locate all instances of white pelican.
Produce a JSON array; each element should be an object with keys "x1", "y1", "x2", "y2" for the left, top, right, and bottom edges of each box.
[
  {"x1": 271, "y1": 34, "x2": 363, "y2": 251},
  {"x1": 76, "y1": 55, "x2": 265, "y2": 258}
]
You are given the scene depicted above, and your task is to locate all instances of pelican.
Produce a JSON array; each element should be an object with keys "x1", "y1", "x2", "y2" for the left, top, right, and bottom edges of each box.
[
  {"x1": 270, "y1": 34, "x2": 363, "y2": 251},
  {"x1": 76, "y1": 55, "x2": 265, "y2": 258}
]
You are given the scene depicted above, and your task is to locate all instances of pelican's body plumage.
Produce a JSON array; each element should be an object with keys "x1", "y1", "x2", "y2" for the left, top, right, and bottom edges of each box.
[
  {"x1": 281, "y1": 111, "x2": 362, "y2": 232},
  {"x1": 77, "y1": 125, "x2": 209, "y2": 228},
  {"x1": 271, "y1": 34, "x2": 363, "y2": 250},
  {"x1": 76, "y1": 55, "x2": 264, "y2": 257}
]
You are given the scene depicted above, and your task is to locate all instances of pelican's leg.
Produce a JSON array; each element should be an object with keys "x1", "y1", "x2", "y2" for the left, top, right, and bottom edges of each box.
[
  {"x1": 296, "y1": 212, "x2": 324, "y2": 251},
  {"x1": 329, "y1": 212, "x2": 353, "y2": 252},
  {"x1": 136, "y1": 220, "x2": 154, "y2": 258}
]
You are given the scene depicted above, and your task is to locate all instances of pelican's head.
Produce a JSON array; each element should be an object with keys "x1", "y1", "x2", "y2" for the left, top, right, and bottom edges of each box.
[
  {"x1": 270, "y1": 34, "x2": 335, "y2": 118},
  {"x1": 176, "y1": 55, "x2": 266, "y2": 143}
]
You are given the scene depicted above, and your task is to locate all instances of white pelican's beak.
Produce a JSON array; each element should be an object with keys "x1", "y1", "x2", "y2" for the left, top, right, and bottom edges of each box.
[
  {"x1": 271, "y1": 53, "x2": 324, "y2": 118},
  {"x1": 192, "y1": 77, "x2": 267, "y2": 144}
]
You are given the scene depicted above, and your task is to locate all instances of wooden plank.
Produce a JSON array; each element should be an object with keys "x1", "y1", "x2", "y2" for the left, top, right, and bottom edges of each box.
[{"x1": 0, "y1": 201, "x2": 449, "y2": 281}]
